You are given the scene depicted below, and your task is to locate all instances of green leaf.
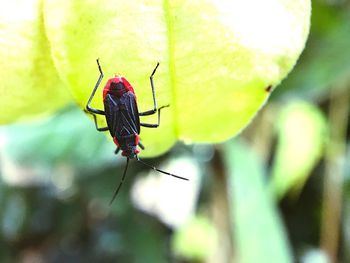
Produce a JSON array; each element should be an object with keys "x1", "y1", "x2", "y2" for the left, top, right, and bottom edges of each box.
[
  {"x1": 274, "y1": 3, "x2": 350, "y2": 98},
  {"x1": 225, "y1": 139, "x2": 293, "y2": 263},
  {"x1": 270, "y1": 101, "x2": 327, "y2": 198},
  {"x1": 0, "y1": 0, "x2": 71, "y2": 124},
  {"x1": 172, "y1": 215, "x2": 218, "y2": 261},
  {"x1": 43, "y1": 0, "x2": 311, "y2": 156},
  {"x1": 0, "y1": 107, "x2": 116, "y2": 170}
]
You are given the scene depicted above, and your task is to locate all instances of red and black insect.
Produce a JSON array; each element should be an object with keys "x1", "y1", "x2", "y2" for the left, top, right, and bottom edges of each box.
[{"x1": 85, "y1": 59, "x2": 188, "y2": 204}]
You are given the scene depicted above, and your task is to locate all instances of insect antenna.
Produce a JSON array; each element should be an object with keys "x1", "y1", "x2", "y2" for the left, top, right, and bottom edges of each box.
[
  {"x1": 136, "y1": 156, "x2": 189, "y2": 181},
  {"x1": 109, "y1": 157, "x2": 130, "y2": 205}
]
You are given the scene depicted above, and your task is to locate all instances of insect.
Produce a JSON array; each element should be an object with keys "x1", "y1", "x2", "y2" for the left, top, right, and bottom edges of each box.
[{"x1": 85, "y1": 59, "x2": 188, "y2": 204}]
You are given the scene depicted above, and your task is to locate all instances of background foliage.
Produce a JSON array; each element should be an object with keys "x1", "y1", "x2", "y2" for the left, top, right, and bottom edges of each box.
[{"x1": 0, "y1": 0, "x2": 349, "y2": 263}]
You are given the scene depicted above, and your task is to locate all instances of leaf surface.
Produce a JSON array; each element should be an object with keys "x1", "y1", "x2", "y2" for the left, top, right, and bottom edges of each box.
[{"x1": 0, "y1": 0, "x2": 311, "y2": 156}]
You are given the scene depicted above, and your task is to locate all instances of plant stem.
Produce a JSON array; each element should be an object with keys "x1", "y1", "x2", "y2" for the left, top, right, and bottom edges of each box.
[{"x1": 320, "y1": 84, "x2": 349, "y2": 262}]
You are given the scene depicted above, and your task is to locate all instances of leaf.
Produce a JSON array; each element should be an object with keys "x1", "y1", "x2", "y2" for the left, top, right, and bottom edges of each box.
[
  {"x1": 270, "y1": 101, "x2": 327, "y2": 198},
  {"x1": 225, "y1": 139, "x2": 293, "y2": 263},
  {"x1": 0, "y1": 107, "x2": 116, "y2": 170},
  {"x1": 43, "y1": 0, "x2": 311, "y2": 156},
  {"x1": 274, "y1": 2, "x2": 350, "y2": 98},
  {"x1": 0, "y1": 0, "x2": 71, "y2": 124},
  {"x1": 172, "y1": 215, "x2": 218, "y2": 261}
]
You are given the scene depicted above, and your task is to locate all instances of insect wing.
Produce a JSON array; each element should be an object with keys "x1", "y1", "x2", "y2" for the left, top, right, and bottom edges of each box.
[
  {"x1": 123, "y1": 92, "x2": 140, "y2": 134},
  {"x1": 104, "y1": 92, "x2": 140, "y2": 138}
]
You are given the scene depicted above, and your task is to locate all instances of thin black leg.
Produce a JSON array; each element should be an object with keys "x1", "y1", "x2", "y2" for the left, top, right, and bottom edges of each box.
[
  {"x1": 86, "y1": 59, "x2": 105, "y2": 115},
  {"x1": 140, "y1": 105, "x2": 169, "y2": 128},
  {"x1": 115, "y1": 147, "x2": 120, "y2": 155},
  {"x1": 136, "y1": 156, "x2": 189, "y2": 181},
  {"x1": 109, "y1": 158, "x2": 130, "y2": 205},
  {"x1": 138, "y1": 141, "x2": 145, "y2": 150},
  {"x1": 139, "y1": 62, "x2": 160, "y2": 116},
  {"x1": 85, "y1": 110, "x2": 109, "y2": 131}
]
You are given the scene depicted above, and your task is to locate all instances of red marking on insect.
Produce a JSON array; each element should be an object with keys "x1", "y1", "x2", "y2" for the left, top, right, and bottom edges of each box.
[
  {"x1": 113, "y1": 137, "x2": 120, "y2": 147},
  {"x1": 135, "y1": 134, "x2": 140, "y2": 146},
  {"x1": 103, "y1": 76, "x2": 135, "y2": 98}
]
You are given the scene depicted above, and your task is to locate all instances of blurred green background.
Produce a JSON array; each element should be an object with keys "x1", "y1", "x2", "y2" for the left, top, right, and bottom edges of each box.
[{"x1": 0, "y1": 1, "x2": 349, "y2": 262}]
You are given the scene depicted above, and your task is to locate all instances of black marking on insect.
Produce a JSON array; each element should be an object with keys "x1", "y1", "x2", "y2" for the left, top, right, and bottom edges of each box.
[
  {"x1": 265, "y1": 85, "x2": 273, "y2": 93},
  {"x1": 85, "y1": 59, "x2": 188, "y2": 204}
]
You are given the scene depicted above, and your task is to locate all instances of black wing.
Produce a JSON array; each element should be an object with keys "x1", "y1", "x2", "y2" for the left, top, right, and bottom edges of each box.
[{"x1": 104, "y1": 92, "x2": 140, "y2": 138}]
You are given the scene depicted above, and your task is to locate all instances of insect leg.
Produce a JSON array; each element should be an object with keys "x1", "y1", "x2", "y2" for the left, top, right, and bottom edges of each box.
[
  {"x1": 84, "y1": 110, "x2": 109, "y2": 131},
  {"x1": 115, "y1": 147, "x2": 120, "y2": 155},
  {"x1": 86, "y1": 58, "x2": 105, "y2": 115},
  {"x1": 136, "y1": 156, "x2": 188, "y2": 181},
  {"x1": 139, "y1": 62, "x2": 160, "y2": 116},
  {"x1": 138, "y1": 141, "x2": 145, "y2": 150},
  {"x1": 109, "y1": 158, "x2": 130, "y2": 205},
  {"x1": 140, "y1": 105, "x2": 168, "y2": 128}
]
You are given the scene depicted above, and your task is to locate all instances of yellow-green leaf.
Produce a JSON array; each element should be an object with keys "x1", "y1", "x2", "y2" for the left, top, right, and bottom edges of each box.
[
  {"x1": 43, "y1": 0, "x2": 311, "y2": 156},
  {"x1": 172, "y1": 215, "x2": 217, "y2": 260},
  {"x1": 271, "y1": 101, "x2": 327, "y2": 198},
  {"x1": 0, "y1": 0, "x2": 71, "y2": 124}
]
